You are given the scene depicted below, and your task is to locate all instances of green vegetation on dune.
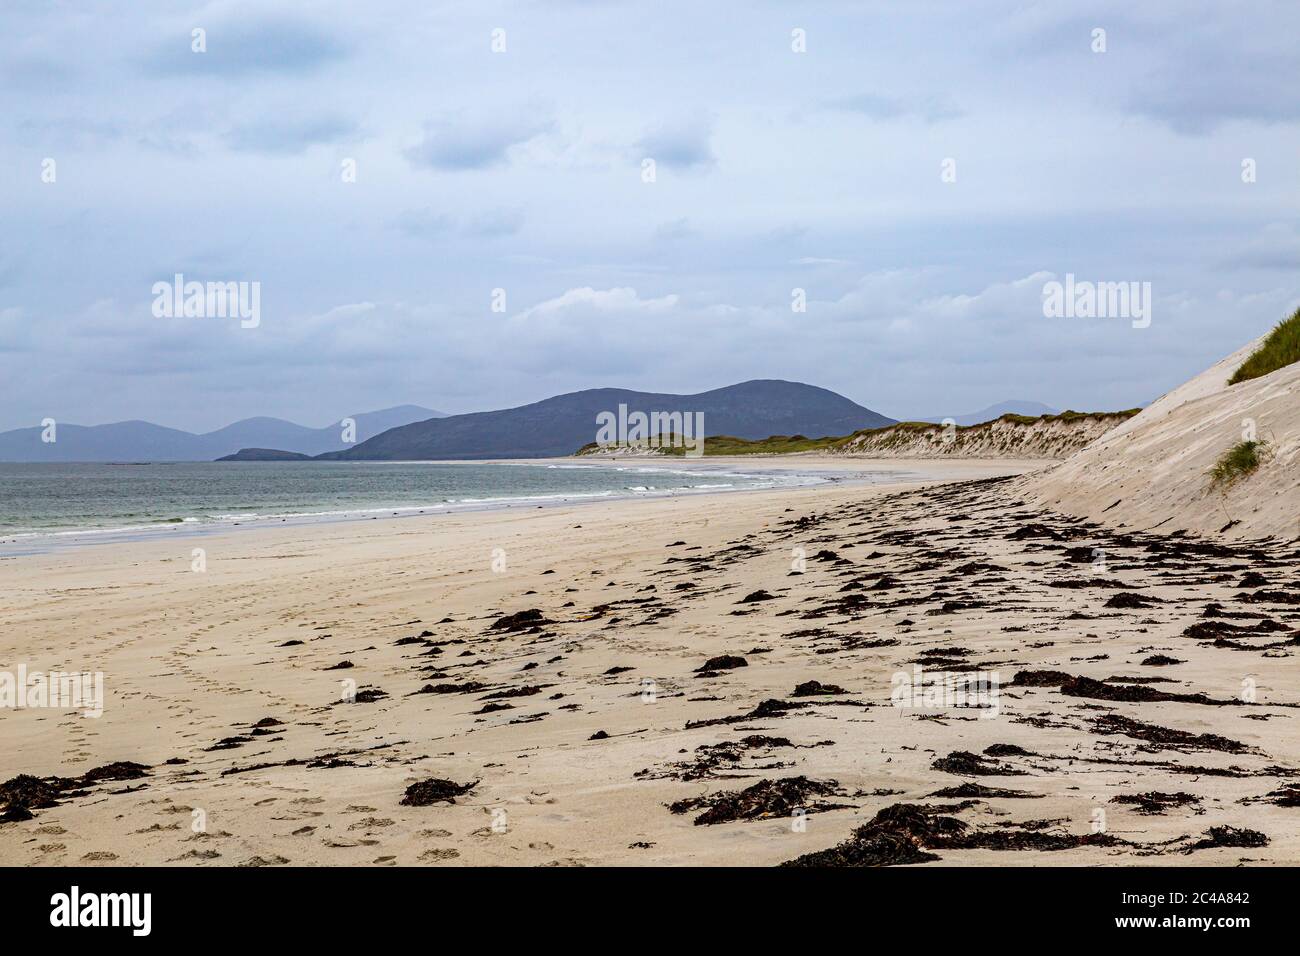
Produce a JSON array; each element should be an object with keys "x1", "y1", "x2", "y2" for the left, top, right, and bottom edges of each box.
[
  {"x1": 675, "y1": 434, "x2": 846, "y2": 455},
  {"x1": 573, "y1": 408, "x2": 1141, "y2": 457},
  {"x1": 1045, "y1": 408, "x2": 1141, "y2": 423},
  {"x1": 1207, "y1": 440, "x2": 1268, "y2": 490},
  {"x1": 1229, "y1": 307, "x2": 1300, "y2": 385},
  {"x1": 632, "y1": 433, "x2": 847, "y2": 456},
  {"x1": 840, "y1": 408, "x2": 1139, "y2": 442}
]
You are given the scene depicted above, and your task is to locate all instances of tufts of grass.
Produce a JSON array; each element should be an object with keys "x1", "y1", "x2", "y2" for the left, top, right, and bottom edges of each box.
[
  {"x1": 658, "y1": 433, "x2": 845, "y2": 456},
  {"x1": 573, "y1": 408, "x2": 1142, "y2": 457},
  {"x1": 1207, "y1": 440, "x2": 1268, "y2": 491},
  {"x1": 1229, "y1": 307, "x2": 1300, "y2": 385},
  {"x1": 1048, "y1": 408, "x2": 1141, "y2": 423},
  {"x1": 575, "y1": 433, "x2": 844, "y2": 457}
]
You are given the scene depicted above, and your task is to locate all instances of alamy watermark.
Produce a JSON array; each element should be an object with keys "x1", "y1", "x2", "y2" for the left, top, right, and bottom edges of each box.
[
  {"x1": 1, "y1": 665, "x2": 104, "y2": 718},
  {"x1": 152, "y1": 273, "x2": 260, "y2": 328},
  {"x1": 50, "y1": 886, "x2": 150, "y2": 936},
  {"x1": 1042, "y1": 273, "x2": 1151, "y2": 329},
  {"x1": 891, "y1": 665, "x2": 1000, "y2": 718},
  {"x1": 595, "y1": 404, "x2": 705, "y2": 457}
]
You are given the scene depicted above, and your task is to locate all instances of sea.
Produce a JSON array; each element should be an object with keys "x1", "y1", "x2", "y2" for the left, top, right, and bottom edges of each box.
[{"x1": 0, "y1": 460, "x2": 859, "y2": 551}]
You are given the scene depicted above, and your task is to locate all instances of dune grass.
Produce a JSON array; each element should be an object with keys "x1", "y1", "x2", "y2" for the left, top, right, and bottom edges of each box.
[
  {"x1": 574, "y1": 409, "x2": 1142, "y2": 457},
  {"x1": 1207, "y1": 440, "x2": 1267, "y2": 490},
  {"x1": 575, "y1": 433, "x2": 845, "y2": 457},
  {"x1": 1228, "y1": 307, "x2": 1300, "y2": 385},
  {"x1": 655, "y1": 434, "x2": 845, "y2": 456}
]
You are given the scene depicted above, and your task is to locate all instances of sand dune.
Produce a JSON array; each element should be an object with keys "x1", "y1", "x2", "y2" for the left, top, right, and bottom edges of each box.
[
  {"x1": 1024, "y1": 335, "x2": 1300, "y2": 541},
  {"x1": 835, "y1": 411, "x2": 1133, "y2": 460}
]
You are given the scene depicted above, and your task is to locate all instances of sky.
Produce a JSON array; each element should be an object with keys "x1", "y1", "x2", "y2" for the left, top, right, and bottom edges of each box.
[{"x1": 3, "y1": 0, "x2": 1299, "y2": 431}]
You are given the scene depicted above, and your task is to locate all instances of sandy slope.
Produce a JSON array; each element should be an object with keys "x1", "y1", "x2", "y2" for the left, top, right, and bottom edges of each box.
[
  {"x1": 3, "y1": 456, "x2": 1298, "y2": 868},
  {"x1": 835, "y1": 413, "x2": 1132, "y2": 460},
  {"x1": 1023, "y1": 336, "x2": 1300, "y2": 541}
]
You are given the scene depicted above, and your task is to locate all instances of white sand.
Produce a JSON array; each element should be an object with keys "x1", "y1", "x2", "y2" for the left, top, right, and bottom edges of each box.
[{"x1": 3, "y1": 455, "x2": 1296, "y2": 867}]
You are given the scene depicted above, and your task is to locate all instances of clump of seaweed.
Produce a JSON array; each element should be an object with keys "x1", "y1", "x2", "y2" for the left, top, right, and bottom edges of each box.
[{"x1": 400, "y1": 778, "x2": 478, "y2": 806}]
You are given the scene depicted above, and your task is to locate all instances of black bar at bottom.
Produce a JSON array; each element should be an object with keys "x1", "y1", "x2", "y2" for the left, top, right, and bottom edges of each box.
[{"x1": 7, "y1": 865, "x2": 1274, "y2": 941}]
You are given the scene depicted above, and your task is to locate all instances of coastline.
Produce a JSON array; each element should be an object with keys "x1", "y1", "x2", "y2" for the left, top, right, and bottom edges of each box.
[{"x1": 0, "y1": 456, "x2": 1052, "y2": 557}]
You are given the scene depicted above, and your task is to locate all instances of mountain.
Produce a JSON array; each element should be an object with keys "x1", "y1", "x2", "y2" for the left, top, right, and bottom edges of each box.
[
  {"x1": 917, "y1": 400, "x2": 1058, "y2": 427},
  {"x1": 0, "y1": 405, "x2": 446, "y2": 462},
  {"x1": 320, "y1": 381, "x2": 894, "y2": 461}
]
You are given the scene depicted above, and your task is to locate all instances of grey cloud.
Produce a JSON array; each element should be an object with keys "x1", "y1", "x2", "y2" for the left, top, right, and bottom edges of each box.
[
  {"x1": 3, "y1": 0, "x2": 1298, "y2": 432},
  {"x1": 635, "y1": 116, "x2": 714, "y2": 170},
  {"x1": 146, "y1": 18, "x2": 349, "y2": 76},
  {"x1": 1219, "y1": 225, "x2": 1300, "y2": 271},
  {"x1": 1130, "y1": 54, "x2": 1300, "y2": 134},
  {"x1": 223, "y1": 115, "x2": 358, "y2": 154},
  {"x1": 462, "y1": 209, "x2": 525, "y2": 239},
  {"x1": 405, "y1": 116, "x2": 554, "y2": 171},
  {"x1": 394, "y1": 209, "x2": 454, "y2": 241},
  {"x1": 829, "y1": 93, "x2": 964, "y2": 123},
  {"x1": 654, "y1": 218, "x2": 696, "y2": 241},
  {"x1": 3, "y1": 53, "x2": 78, "y2": 91},
  {"x1": 395, "y1": 208, "x2": 524, "y2": 241},
  {"x1": 19, "y1": 116, "x2": 128, "y2": 149}
]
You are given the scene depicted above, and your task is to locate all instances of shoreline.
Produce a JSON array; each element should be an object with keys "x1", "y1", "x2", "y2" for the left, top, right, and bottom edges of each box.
[{"x1": 0, "y1": 456, "x2": 1051, "y2": 558}]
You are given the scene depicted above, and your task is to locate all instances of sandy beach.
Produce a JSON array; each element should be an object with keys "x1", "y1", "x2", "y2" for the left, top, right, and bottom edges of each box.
[{"x1": 3, "y1": 455, "x2": 1298, "y2": 867}]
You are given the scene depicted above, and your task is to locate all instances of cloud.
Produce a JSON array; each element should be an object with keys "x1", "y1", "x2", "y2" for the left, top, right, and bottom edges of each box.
[
  {"x1": 635, "y1": 115, "x2": 715, "y2": 170},
  {"x1": 18, "y1": 116, "x2": 128, "y2": 150},
  {"x1": 829, "y1": 93, "x2": 964, "y2": 123},
  {"x1": 462, "y1": 208, "x2": 525, "y2": 239},
  {"x1": 1219, "y1": 223, "x2": 1300, "y2": 272},
  {"x1": 1129, "y1": 53, "x2": 1300, "y2": 134},
  {"x1": 0, "y1": 307, "x2": 30, "y2": 353},
  {"x1": 654, "y1": 218, "x2": 696, "y2": 241},
  {"x1": 223, "y1": 115, "x2": 358, "y2": 154},
  {"x1": 5, "y1": 1, "x2": 1299, "y2": 431},
  {"x1": 792, "y1": 257, "x2": 852, "y2": 267},
  {"x1": 146, "y1": 18, "x2": 349, "y2": 76},
  {"x1": 394, "y1": 209, "x2": 453, "y2": 241},
  {"x1": 514, "y1": 287, "x2": 680, "y2": 323},
  {"x1": 405, "y1": 115, "x2": 555, "y2": 171},
  {"x1": 394, "y1": 208, "x2": 524, "y2": 241},
  {"x1": 308, "y1": 302, "x2": 376, "y2": 323}
]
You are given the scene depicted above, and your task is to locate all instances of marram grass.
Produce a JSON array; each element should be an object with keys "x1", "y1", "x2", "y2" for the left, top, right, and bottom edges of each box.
[
  {"x1": 1207, "y1": 440, "x2": 1267, "y2": 491},
  {"x1": 573, "y1": 409, "x2": 1139, "y2": 457},
  {"x1": 1229, "y1": 307, "x2": 1300, "y2": 385}
]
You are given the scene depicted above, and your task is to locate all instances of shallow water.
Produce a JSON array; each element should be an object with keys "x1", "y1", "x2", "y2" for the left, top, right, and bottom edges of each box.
[{"x1": 0, "y1": 459, "x2": 819, "y2": 542}]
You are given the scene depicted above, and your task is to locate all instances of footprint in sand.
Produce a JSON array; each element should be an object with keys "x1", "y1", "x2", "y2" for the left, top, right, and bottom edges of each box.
[
  {"x1": 417, "y1": 848, "x2": 460, "y2": 862},
  {"x1": 133, "y1": 822, "x2": 182, "y2": 834},
  {"x1": 348, "y1": 817, "x2": 395, "y2": 831},
  {"x1": 169, "y1": 849, "x2": 221, "y2": 861}
]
